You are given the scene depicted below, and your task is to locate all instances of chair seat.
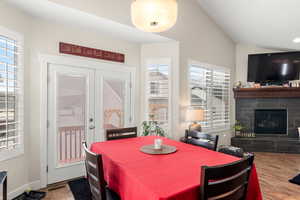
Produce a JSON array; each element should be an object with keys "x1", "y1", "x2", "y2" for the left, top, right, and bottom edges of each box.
[
  {"x1": 106, "y1": 187, "x2": 120, "y2": 200},
  {"x1": 218, "y1": 145, "x2": 244, "y2": 158}
]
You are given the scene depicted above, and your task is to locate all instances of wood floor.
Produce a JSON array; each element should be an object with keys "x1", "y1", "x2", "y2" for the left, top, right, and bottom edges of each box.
[
  {"x1": 44, "y1": 152, "x2": 300, "y2": 200},
  {"x1": 255, "y1": 152, "x2": 300, "y2": 200},
  {"x1": 44, "y1": 186, "x2": 73, "y2": 200}
]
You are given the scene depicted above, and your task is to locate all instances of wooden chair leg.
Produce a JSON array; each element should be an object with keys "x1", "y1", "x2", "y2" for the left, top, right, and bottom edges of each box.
[{"x1": 3, "y1": 176, "x2": 7, "y2": 200}]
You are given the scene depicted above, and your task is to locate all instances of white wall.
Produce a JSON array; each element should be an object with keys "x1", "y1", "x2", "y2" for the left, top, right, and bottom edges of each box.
[
  {"x1": 0, "y1": 1, "x2": 32, "y2": 195},
  {"x1": 236, "y1": 44, "x2": 281, "y2": 83},
  {"x1": 163, "y1": 0, "x2": 236, "y2": 145},
  {"x1": 0, "y1": 2, "x2": 141, "y2": 197},
  {"x1": 1, "y1": 0, "x2": 237, "y2": 197},
  {"x1": 49, "y1": 0, "x2": 132, "y2": 27},
  {"x1": 47, "y1": 0, "x2": 236, "y2": 90},
  {"x1": 28, "y1": 18, "x2": 141, "y2": 185},
  {"x1": 49, "y1": 0, "x2": 236, "y2": 143}
]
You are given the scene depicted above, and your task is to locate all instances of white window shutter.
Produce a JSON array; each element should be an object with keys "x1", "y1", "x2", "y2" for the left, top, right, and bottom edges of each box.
[
  {"x1": 0, "y1": 32, "x2": 23, "y2": 153},
  {"x1": 146, "y1": 63, "x2": 169, "y2": 133},
  {"x1": 189, "y1": 63, "x2": 230, "y2": 131},
  {"x1": 211, "y1": 70, "x2": 230, "y2": 129}
]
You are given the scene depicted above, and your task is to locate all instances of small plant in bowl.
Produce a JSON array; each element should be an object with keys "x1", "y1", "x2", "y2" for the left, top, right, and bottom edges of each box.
[{"x1": 234, "y1": 121, "x2": 245, "y2": 137}]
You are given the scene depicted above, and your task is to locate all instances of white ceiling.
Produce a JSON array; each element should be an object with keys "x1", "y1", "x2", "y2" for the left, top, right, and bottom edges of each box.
[
  {"x1": 198, "y1": 0, "x2": 300, "y2": 50},
  {"x1": 5, "y1": 0, "x2": 172, "y2": 44},
  {"x1": 8, "y1": 0, "x2": 300, "y2": 50}
]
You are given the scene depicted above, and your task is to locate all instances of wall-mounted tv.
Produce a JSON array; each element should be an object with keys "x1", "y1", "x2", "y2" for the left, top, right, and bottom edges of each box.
[{"x1": 247, "y1": 52, "x2": 300, "y2": 84}]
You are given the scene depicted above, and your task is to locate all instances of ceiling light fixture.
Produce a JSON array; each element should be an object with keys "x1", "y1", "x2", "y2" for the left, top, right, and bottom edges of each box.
[
  {"x1": 131, "y1": 0, "x2": 178, "y2": 33},
  {"x1": 293, "y1": 37, "x2": 300, "y2": 43}
]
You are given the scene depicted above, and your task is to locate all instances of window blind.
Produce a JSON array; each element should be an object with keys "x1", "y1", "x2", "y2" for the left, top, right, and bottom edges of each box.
[
  {"x1": 146, "y1": 64, "x2": 169, "y2": 132},
  {"x1": 189, "y1": 63, "x2": 230, "y2": 130},
  {"x1": 0, "y1": 34, "x2": 23, "y2": 151}
]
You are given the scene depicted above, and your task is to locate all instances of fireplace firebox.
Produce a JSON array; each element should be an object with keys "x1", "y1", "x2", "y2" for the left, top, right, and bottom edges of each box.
[{"x1": 254, "y1": 109, "x2": 287, "y2": 134}]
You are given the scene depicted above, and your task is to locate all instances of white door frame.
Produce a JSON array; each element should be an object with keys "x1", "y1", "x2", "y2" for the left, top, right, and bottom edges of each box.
[{"x1": 39, "y1": 54, "x2": 136, "y2": 188}]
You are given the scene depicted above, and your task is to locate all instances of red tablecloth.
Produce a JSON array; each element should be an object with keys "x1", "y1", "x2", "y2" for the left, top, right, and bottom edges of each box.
[{"x1": 91, "y1": 136, "x2": 262, "y2": 200}]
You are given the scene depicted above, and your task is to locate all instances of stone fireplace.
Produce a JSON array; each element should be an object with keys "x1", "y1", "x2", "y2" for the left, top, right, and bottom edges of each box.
[
  {"x1": 236, "y1": 98, "x2": 299, "y2": 138},
  {"x1": 232, "y1": 88, "x2": 300, "y2": 153}
]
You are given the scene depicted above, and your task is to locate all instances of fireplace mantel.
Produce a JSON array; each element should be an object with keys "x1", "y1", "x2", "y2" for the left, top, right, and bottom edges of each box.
[{"x1": 233, "y1": 87, "x2": 300, "y2": 99}]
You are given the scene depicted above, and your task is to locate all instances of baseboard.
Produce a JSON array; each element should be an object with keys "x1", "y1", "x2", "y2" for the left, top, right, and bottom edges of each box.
[{"x1": 8, "y1": 180, "x2": 41, "y2": 200}]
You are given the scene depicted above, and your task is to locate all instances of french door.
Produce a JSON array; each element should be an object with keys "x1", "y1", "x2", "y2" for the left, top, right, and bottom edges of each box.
[
  {"x1": 94, "y1": 71, "x2": 132, "y2": 142},
  {"x1": 47, "y1": 64, "x2": 132, "y2": 184}
]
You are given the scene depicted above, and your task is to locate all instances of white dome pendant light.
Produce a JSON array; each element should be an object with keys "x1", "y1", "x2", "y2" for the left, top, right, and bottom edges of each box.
[{"x1": 131, "y1": 0, "x2": 178, "y2": 33}]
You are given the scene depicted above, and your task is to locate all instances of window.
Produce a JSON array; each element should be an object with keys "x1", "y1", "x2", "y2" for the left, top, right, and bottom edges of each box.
[
  {"x1": 146, "y1": 62, "x2": 170, "y2": 133},
  {"x1": 0, "y1": 26, "x2": 24, "y2": 161},
  {"x1": 189, "y1": 61, "x2": 230, "y2": 131}
]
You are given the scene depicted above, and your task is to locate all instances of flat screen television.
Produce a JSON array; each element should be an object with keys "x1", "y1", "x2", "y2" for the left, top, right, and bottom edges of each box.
[{"x1": 247, "y1": 52, "x2": 300, "y2": 84}]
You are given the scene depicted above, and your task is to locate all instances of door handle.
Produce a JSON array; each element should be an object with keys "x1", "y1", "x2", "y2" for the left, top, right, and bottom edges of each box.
[{"x1": 89, "y1": 125, "x2": 95, "y2": 130}]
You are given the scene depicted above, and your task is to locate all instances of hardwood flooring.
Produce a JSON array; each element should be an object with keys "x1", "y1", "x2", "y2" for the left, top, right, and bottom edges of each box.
[
  {"x1": 255, "y1": 152, "x2": 300, "y2": 200},
  {"x1": 43, "y1": 186, "x2": 73, "y2": 200},
  {"x1": 44, "y1": 152, "x2": 300, "y2": 200}
]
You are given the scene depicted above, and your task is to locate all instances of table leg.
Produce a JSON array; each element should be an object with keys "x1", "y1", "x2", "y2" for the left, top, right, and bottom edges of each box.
[{"x1": 3, "y1": 177, "x2": 7, "y2": 200}]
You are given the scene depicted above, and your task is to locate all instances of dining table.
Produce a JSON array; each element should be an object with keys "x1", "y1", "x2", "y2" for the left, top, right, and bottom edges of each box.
[{"x1": 91, "y1": 136, "x2": 262, "y2": 200}]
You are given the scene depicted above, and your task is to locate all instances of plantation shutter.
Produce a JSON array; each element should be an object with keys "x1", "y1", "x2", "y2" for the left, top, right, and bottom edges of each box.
[
  {"x1": 189, "y1": 63, "x2": 230, "y2": 130},
  {"x1": 146, "y1": 63, "x2": 169, "y2": 133},
  {"x1": 211, "y1": 69, "x2": 230, "y2": 128},
  {"x1": 0, "y1": 34, "x2": 23, "y2": 152}
]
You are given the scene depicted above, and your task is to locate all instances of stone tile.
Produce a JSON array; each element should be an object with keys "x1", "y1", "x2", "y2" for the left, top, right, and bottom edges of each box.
[{"x1": 236, "y1": 98, "x2": 300, "y2": 137}]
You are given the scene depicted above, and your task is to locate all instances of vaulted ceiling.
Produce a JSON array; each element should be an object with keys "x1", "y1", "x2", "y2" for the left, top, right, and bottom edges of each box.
[
  {"x1": 5, "y1": 0, "x2": 171, "y2": 44},
  {"x1": 198, "y1": 0, "x2": 300, "y2": 50},
  {"x1": 7, "y1": 0, "x2": 300, "y2": 50}
]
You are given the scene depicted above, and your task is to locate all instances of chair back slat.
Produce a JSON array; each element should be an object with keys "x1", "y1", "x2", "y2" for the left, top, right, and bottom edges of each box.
[
  {"x1": 200, "y1": 155, "x2": 254, "y2": 200},
  {"x1": 186, "y1": 130, "x2": 219, "y2": 151},
  {"x1": 189, "y1": 131, "x2": 216, "y2": 140},
  {"x1": 187, "y1": 138, "x2": 216, "y2": 150},
  {"x1": 206, "y1": 169, "x2": 249, "y2": 197},
  {"x1": 106, "y1": 127, "x2": 137, "y2": 141},
  {"x1": 83, "y1": 142, "x2": 107, "y2": 200},
  {"x1": 87, "y1": 171, "x2": 100, "y2": 186},
  {"x1": 215, "y1": 186, "x2": 246, "y2": 200},
  {"x1": 205, "y1": 157, "x2": 253, "y2": 179}
]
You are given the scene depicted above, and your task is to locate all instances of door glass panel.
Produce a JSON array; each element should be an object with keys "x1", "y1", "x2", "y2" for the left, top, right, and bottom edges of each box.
[
  {"x1": 57, "y1": 74, "x2": 86, "y2": 166},
  {"x1": 103, "y1": 79, "x2": 126, "y2": 129}
]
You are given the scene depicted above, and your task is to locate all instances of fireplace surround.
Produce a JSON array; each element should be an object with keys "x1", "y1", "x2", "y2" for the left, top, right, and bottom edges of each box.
[
  {"x1": 232, "y1": 88, "x2": 300, "y2": 153},
  {"x1": 236, "y1": 98, "x2": 299, "y2": 138}
]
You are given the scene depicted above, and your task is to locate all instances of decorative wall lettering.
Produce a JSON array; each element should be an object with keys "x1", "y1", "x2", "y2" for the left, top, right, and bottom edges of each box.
[{"x1": 59, "y1": 42, "x2": 125, "y2": 63}]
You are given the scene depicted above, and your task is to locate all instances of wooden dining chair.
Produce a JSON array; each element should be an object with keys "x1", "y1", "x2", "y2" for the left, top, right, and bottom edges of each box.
[
  {"x1": 185, "y1": 130, "x2": 219, "y2": 151},
  {"x1": 83, "y1": 142, "x2": 120, "y2": 200},
  {"x1": 106, "y1": 127, "x2": 137, "y2": 141},
  {"x1": 0, "y1": 171, "x2": 7, "y2": 200},
  {"x1": 200, "y1": 154, "x2": 255, "y2": 200}
]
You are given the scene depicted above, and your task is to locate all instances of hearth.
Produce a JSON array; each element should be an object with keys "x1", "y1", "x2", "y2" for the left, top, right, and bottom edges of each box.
[{"x1": 254, "y1": 109, "x2": 287, "y2": 135}]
